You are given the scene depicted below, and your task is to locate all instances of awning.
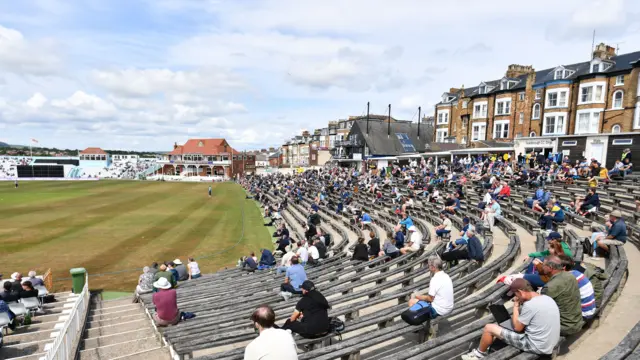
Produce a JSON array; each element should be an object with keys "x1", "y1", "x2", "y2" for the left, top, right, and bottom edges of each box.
[
  {"x1": 450, "y1": 147, "x2": 515, "y2": 154},
  {"x1": 336, "y1": 159, "x2": 362, "y2": 162},
  {"x1": 419, "y1": 151, "x2": 452, "y2": 156},
  {"x1": 367, "y1": 156, "x2": 399, "y2": 161}
]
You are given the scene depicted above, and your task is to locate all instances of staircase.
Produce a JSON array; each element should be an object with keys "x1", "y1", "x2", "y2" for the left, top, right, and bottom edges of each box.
[{"x1": 76, "y1": 296, "x2": 170, "y2": 360}]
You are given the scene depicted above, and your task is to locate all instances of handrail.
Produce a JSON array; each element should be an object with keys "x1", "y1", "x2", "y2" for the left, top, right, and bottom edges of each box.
[{"x1": 45, "y1": 274, "x2": 90, "y2": 360}]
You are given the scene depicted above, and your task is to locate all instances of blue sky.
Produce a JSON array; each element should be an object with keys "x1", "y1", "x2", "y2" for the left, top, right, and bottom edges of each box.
[{"x1": 0, "y1": 0, "x2": 638, "y2": 151}]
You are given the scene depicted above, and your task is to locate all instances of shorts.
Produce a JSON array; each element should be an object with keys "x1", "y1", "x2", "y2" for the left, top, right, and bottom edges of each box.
[
  {"x1": 500, "y1": 328, "x2": 544, "y2": 354},
  {"x1": 599, "y1": 239, "x2": 625, "y2": 246},
  {"x1": 404, "y1": 246, "x2": 419, "y2": 253}
]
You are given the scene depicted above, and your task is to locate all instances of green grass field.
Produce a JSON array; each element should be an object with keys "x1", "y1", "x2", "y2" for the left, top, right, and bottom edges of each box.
[{"x1": 0, "y1": 181, "x2": 272, "y2": 291}]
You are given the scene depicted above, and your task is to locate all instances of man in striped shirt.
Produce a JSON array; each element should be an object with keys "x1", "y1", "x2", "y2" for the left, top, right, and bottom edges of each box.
[{"x1": 559, "y1": 255, "x2": 596, "y2": 319}]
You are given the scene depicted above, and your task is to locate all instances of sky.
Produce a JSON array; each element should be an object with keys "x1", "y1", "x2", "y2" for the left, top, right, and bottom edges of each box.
[{"x1": 0, "y1": 0, "x2": 639, "y2": 151}]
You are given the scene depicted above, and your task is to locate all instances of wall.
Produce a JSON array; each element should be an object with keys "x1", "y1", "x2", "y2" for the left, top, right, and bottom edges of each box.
[{"x1": 557, "y1": 137, "x2": 586, "y2": 164}]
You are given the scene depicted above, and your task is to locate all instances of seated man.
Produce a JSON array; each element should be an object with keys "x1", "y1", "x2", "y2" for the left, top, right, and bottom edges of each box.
[
  {"x1": 0, "y1": 281, "x2": 19, "y2": 303},
  {"x1": 559, "y1": 255, "x2": 596, "y2": 320},
  {"x1": 258, "y1": 249, "x2": 277, "y2": 269},
  {"x1": 245, "y1": 305, "x2": 298, "y2": 360},
  {"x1": 462, "y1": 279, "x2": 560, "y2": 359},
  {"x1": 400, "y1": 226, "x2": 423, "y2": 254},
  {"x1": 23, "y1": 271, "x2": 45, "y2": 287},
  {"x1": 280, "y1": 256, "x2": 307, "y2": 300},
  {"x1": 539, "y1": 201, "x2": 564, "y2": 230},
  {"x1": 20, "y1": 281, "x2": 38, "y2": 299},
  {"x1": 591, "y1": 210, "x2": 627, "y2": 256},
  {"x1": 307, "y1": 242, "x2": 320, "y2": 265},
  {"x1": 276, "y1": 250, "x2": 296, "y2": 275},
  {"x1": 360, "y1": 211, "x2": 373, "y2": 229},
  {"x1": 152, "y1": 277, "x2": 180, "y2": 326},
  {"x1": 153, "y1": 264, "x2": 176, "y2": 290},
  {"x1": 540, "y1": 256, "x2": 584, "y2": 336},
  {"x1": 407, "y1": 256, "x2": 454, "y2": 319},
  {"x1": 448, "y1": 217, "x2": 474, "y2": 251},
  {"x1": 242, "y1": 254, "x2": 259, "y2": 272},
  {"x1": 524, "y1": 186, "x2": 544, "y2": 209},
  {"x1": 173, "y1": 259, "x2": 189, "y2": 281},
  {"x1": 434, "y1": 212, "x2": 452, "y2": 238},
  {"x1": 314, "y1": 238, "x2": 327, "y2": 259},
  {"x1": 482, "y1": 198, "x2": 502, "y2": 232},
  {"x1": 281, "y1": 280, "x2": 330, "y2": 338},
  {"x1": 441, "y1": 229, "x2": 484, "y2": 264}
]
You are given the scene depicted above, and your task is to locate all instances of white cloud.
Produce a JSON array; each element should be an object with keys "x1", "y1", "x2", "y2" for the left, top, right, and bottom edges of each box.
[
  {"x1": 26, "y1": 93, "x2": 48, "y2": 108},
  {"x1": 0, "y1": 25, "x2": 62, "y2": 76}
]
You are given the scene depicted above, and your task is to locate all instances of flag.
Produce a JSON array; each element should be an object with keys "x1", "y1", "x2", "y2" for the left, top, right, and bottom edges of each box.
[{"x1": 31, "y1": 138, "x2": 39, "y2": 144}]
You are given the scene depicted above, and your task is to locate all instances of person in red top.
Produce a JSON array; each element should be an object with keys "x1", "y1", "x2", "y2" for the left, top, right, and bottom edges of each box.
[
  {"x1": 497, "y1": 181, "x2": 511, "y2": 200},
  {"x1": 152, "y1": 277, "x2": 180, "y2": 326}
]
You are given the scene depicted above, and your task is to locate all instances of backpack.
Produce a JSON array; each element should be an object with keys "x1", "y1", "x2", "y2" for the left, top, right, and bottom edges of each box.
[
  {"x1": 401, "y1": 301, "x2": 434, "y2": 325},
  {"x1": 329, "y1": 317, "x2": 345, "y2": 340},
  {"x1": 582, "y1": 238, "x2": 593, "y2": 257},
  {"x1": 581, "y1": 263, "x2": 607, "y2": 309}
]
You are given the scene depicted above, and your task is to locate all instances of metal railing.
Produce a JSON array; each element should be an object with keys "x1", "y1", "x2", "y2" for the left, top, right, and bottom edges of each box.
[{"x1": 45, "y1": 275, "x2": 90, "y2": 360}]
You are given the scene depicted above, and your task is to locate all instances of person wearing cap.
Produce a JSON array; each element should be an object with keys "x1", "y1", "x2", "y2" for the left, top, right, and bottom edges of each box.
[
  {"x1": 591, "y1": 210, "x2": 627, "y2": 256},
  {"x1": 524, "y1": 232, "x2": 572, "y2": 273},
  {"x1": 441, "y1": 229, "x2": 484, "y2": 265},
  {"x1": 281, "y1": 280, "x2": 331, "y2": 338},
  {"x1": 245, "y1": 305, "x2": 298, "y2": 360},
  {"x1": 539, "y1": 256, "x2": 584, "y2": 335},
  {"x1": 462, "y1": 278, "x2": 560, "y2": 359},
  {"x1": 408, "y1": 256, "x2": 454, "y2": 319},
  {"x1": 400, "y1": 225, "x2": 423, "y2": 254},
  {"x1": 152, "y1": 277, "x2": 180, "y2": 326},
  {"x1": 173, "y1": 259, "x2": 188, "y2": 281}
]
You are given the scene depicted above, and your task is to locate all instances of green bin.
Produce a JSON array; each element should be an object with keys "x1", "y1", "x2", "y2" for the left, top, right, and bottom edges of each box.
[{"x1": 70, "y1": 268, "x2": 87, "y2": 294}]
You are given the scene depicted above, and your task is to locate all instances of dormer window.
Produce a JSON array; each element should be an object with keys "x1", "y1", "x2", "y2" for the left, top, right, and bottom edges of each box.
[
  {"x1": 478, "y1": 85, "x2": 486, "y2": 94},
  {"x1": 591, "y1": 63, "x2": 599, "y2": 73},
  {"x1": 555, "y1": 69, "x2": 563, "y2": 79},
  {"x1": 447, "y1": 96, "x2": 455, "y2": 102}
]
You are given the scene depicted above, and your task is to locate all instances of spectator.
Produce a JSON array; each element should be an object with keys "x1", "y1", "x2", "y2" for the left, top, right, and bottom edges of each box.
[
  {"x1": 0, "y1": 282, "x2": 19, "y2": 302},
  {"x1": 276, "y1": 234, "x2": 291, "y2": 254},
  {"x1": 173, "y1": 259, "x2": 189, "y2": 281},
  {"x1": 23, "y1": 271, "x2": 44, "y2": 287},
  {"x1": 360, "y1": 211, "x2": 372, "y2": 229},
  {"x1": 9, "y1": 273, "x2": 22, "y2": 293},
  {"x1": 575, "y1": 187, "x2": 600, "y2": 216},
  {"x1": 242, "y1": 254, "x2": 259, "y2": 272},
  {"x1": 352, "y1": 237, "x2": 370, "y2": 261},
  {"x1": 258, "y1": 249, "x2": 277, "y2": 269},
  {"x1": 539, "y1": 256, "x2": 584, "y2": 335},
  {"x1": 367, "y1": 230, "x2": 381, "y2": 258},
  {"x1": 621, "y1": 148, "x2": 632, "y2": 163},
  {"x1": 20, "y1": 281, "x2": 38, "y2": 298},
  {"x1": 435, "y1": 212, "x2": 452, "y2": 238},
  {"x1": 399, "y1": 212, "x2": 414, "y2": 230},
  {"x1": 281, "y1": 280, "x2": 331, "y2": 338},
  {"x1": 149, "y1": 262, "x2": 159, "y2": 275},
  {"x1": 295, "y1": 242, "x2": 309, "y2": 265},
  {"x1": 395, "y1": 227, "x2": 406, "y2": 249},
  {"x1": 307, "y1": 242, "x2": 320, "y2": 265},
  {"x1": 167, "y1": 262, "x2": 179, "y2": 284},
  {"x1": 135, "y1": 266, "x2": 154, "y2": 299},
  {"x1": 280, "y1": 256, "x2": 307, "y2": 301},
  {"x1": 609, "y1": 159, "x2": 624, "y2": 177},
  {"x1": 0, "y1": 300, "x2": 16, "y2": 330},
  {"x1": 381, "y1": 233, "x2": 400, "y2": 259},
  {"x1": 482, "y1": 198, "x2": 502, "y2": 232},
  {"x1": 559, "y1": 255, "x2": 596, "y2": 320},
  {"x1": 462, "y1": 279, "x2": 560, "y2": 359},
  {"x1": 244, "y1": 305, "x2": 298, "y2": 360},
  {"x1": 441, "y1": 229, "x2": 484, "y2": 264},
  {"x1": 621, "y1": 157, "x2": 633, "y2": 176},
  {"x1": 152, "y1": 277, "x2": 180, "y2": 326},
  {"x1": 539, "y1": 201, "x2": 565, "y2": 230},
  {"x1": 400, "y1": 226, "x2": 423, "y2": 254},
  {"x1": 525, "y1": 185, "x2": 544, "y2": 209},
  {"x1": 187, "y1": 257, "x2": 201, "y2": 279},
  {"x1": 591, "y1": 210, "x2": 627, "y2": 256},
  {"x1": 407, "y1": 256, "x2": 454, "y2": 319},
  {"x1": 522, "y1": 240, "x2": 564, "y2": 289},
  {"x1": 276, "y1": 250, "x2": 296, "y2": 275},
  {"x1": 153, "y1": 264, "x2": 176, "y2": 290},
  {"x1": 314, "y1": 238, "x2": 327, "y2": 259}
]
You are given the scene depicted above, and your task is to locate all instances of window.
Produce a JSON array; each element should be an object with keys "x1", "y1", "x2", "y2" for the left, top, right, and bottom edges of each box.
[
  {"x1": 532, "y1": 103, "x2": 541, "y2": 119},
  {"x1": 543, "y1": 113, "x2": 566, "y2": 135},
  {"x1": 613, "y1": 139, "x2": 633, "y2": 145},
  {"x1": 613, "y1": 90, "x2": 623, "y2": 109},
  {"x1": 462, "y1": 100, "x2": 468, "y2": 108},
  {"x1": 478, "y1": 85, "x2": 486, "y2": 94},
  {"x1": 554, "y1": 69, "x2": 564, "y2": 79},
  {"x1": 436, "y1": 129, "x2": 448, "y2": 142},
  {"x1": 546, "y1": 89, "x2": 569, "y2": 108},
  {"x1": 437, "y1": 110, "x2": 449, "y2": 124},
  {"x1": 611, "y1": 125, "x2": 621, "y2": 134},
  {"x1": 562, "y1": 141, "x2": 577, "y2": 146},
  {"x1": 518, "y1": 92, "x2": 525, "y2": 101},
  {"x1": 591, "y1": 64, "x2": 599, "y2": 73},
  {"x1": 493, "y1": 120, "x2": 510, "y2": 139},
  {"x1": 473, "y1": 101, "x2": 488, "y2": 119},
  {"x1": 472, "y1": 123, "x2": 486, "y2": 141},
  {"x1": 579, "y1": 82, "x2": 606, "y2": 104},
  {"x1": 529, "y1": 131, "x2": 536, "y2": 137},
  {"x1": 615, "y1": 75, "x2": 625, "y2": 86},
  {"x1": 519, "y1": 112, "x2": 524, "y2": 124},
  {"x1": 496, "y1": 99, "x2": 511, "y2": 115},
  {"x1": 535, "y1": 89, "x2": 542, "y2": 100}
]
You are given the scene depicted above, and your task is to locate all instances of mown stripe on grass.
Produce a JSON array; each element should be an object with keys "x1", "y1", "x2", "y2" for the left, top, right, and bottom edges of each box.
[
  {"x1": 83, "y1": 197, "x2": 210, "y2": 274},
  {"x1": 0, "y1": 184, "x2": 187, "y2": 253}
]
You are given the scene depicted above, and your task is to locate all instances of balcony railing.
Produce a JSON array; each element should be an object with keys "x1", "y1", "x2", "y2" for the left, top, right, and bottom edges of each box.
[
  {"x1": 157, "y1": 159, "x2": 231, "y2": 166},
  {"x1": 335, "y1": 140, "x2": 363, "y2": 147}
]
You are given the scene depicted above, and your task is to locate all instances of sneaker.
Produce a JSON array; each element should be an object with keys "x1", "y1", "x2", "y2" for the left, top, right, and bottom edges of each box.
[
  {"x1": 461, "y1": 349, "x2": 487, "y2": 360},
  {"x1": 281, "y1": 292, "x2": 292, "y2": 301}
]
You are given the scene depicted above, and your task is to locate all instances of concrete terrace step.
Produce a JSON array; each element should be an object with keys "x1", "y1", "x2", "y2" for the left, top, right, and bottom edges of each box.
[
  {"x1": 110, "y1": 347, "x2": 171, "y2": 360},
  {"x1": 89, "y1": 303, "x2": 140, "y2": 315},
  {"x1": 87, "y1": 308, "x2": 142, "y2": 321},
  {"x1": 81, "y1": 328, "x2": 156, "y2": 350},
  {"x1": 78, "y1": 337, "x2": 159, "y2": 360},
  {"x1": 86, "y1": 313, "x2": 147, "y2": 328},
  {"x1": 84, "y1": 319, "x2": 149, "y2": 338},
  {"x1": 1, "y1": 337, "x2": 52, "y2": 357}
]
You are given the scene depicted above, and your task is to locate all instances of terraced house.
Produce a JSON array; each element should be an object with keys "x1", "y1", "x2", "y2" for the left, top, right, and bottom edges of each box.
[{"x1": 434, "y1": 43, "x2": 640, "y2": 146}]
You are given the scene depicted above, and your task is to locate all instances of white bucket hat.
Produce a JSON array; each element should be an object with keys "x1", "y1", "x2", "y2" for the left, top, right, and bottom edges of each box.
[
  {"x1": 173, "y1": 259, "x2": 183, "y2": 265},
  {"x1": 408, "y1": 225, "x2": 417, "y2": 232},
  {"x1": 153, "y1": 277, "x2": 172, "y2": 290}
]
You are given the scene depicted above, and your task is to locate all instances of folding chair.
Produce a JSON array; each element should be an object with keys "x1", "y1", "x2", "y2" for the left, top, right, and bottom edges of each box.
[{"x1": 20, "y1": 297, "x2": 41, "y2": 315}]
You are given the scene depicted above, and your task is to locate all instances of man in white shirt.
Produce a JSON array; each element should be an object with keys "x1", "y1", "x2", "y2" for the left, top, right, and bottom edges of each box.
[
  {"x1": 277, "y1": 251, "x2": 296, "y2": 275},
  {"x1": 244, "y1": 305, "x2": 298, "y2": 360},
  {"x1": 401, "y1": 225, "x2": 423, "y2": 254},
  {"x1": 308, "y1": 243, "x2": 320, "y2": 265},
  {"x1": 407, "y1": 256, "x2": 454, "y2": 318},
  {"x1": 296, "y1": 244, "x2": 309, "y2": 265}
]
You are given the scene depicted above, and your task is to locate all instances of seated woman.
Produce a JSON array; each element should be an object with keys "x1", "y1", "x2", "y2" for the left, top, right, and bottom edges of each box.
[
  {"x1": 351, "y1": 237, "x2": 369, "y2": 261},
  {"x1": 135, "y1": 267, "x2": 154, "y2": 300},
  {"x1": 380, "y1": 236, "x2": 400, "y2": 259},
  {"x1": 20, "y1": 281, "x2": 39, "y2": 299},
  {"x1": 152, "y1": 277, "x2": 180, "y2": 326}
]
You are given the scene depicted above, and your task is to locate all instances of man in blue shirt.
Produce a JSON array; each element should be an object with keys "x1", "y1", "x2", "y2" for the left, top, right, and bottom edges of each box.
[
  {"x1": 525, "y1": 186, "x2": 544, "y2": 209},
  {"x1": 281, "y1": 257, "x2": 307, "y2": 300},
  {"x1": 399, "y1": 213, "x2": 414, "y2": 229},
  {"x1": 258, "y1": 249, "x2": 276, "y2": 269},
  {"x1": 360, "y1": 212, "x2": 372, "y2": 229},
  {"x1": 394, "y1": 228, "x2": 405, "y2": 249},
  {"x1": 594, "y1": 210, "x2": 627, "y2": 255}
]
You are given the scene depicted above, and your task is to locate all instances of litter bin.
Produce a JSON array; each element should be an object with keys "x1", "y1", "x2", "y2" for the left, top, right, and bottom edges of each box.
[{"x1": 70, "y1": 268, "x2": 87, "y2": 294}]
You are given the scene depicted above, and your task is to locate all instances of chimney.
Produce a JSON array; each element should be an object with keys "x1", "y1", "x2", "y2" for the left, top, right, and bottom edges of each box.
[
  {"x1": 506, "y1": 64, "x2": 535, "y2": 78},
  {"x1": 173, "y1": 142, "x2": 178, "y2": 149},
  {"x1": 302, "y1": 130, "x2": 310, "y2": 137},
  {"x1": 592, "y1": 43, "x2": 616, "y2": 60},
  {"x1": 449, "y1": 87, "x2": 460, "y2": 93}
]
